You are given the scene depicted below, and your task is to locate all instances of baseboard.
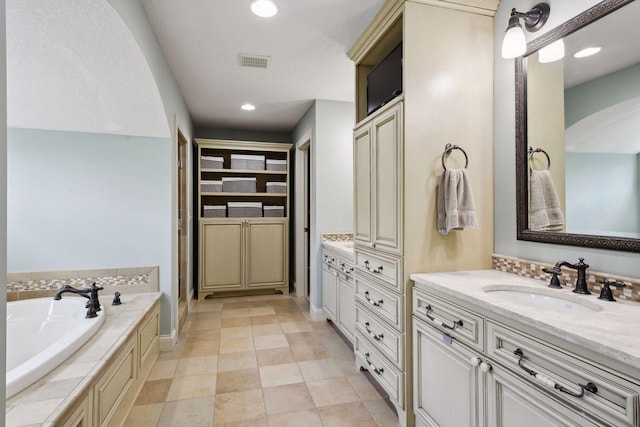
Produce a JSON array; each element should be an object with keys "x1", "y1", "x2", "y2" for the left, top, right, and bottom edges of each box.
[
  {"x1": 159, "y1": 328, "x2": 177, "y2": 352},
  {"x1": 309, "y1": 305, "x2": 326, "y2": 322}
]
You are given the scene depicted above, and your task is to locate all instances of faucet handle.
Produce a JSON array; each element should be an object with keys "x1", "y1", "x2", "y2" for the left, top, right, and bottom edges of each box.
[
  {"x1": 542, "y1": 267, "x2": 562, "y2": 289},
  {"x1": 598, "y1": 280, "x2": 625, "y2": 302},
  {"x1": 577, "y1": 257, "x2": 589, "y2": 269}
]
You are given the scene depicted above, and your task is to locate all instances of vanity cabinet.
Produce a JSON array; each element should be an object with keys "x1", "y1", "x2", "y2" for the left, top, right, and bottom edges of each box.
[
  {"x1": 412, "y1": 285, "x2": 640, "y2": 427},
  {"x1": 196, "y1": 139, "x2": 291, "y2": 299},
  {"x1": 322, "y1": 245, "x2": 355, "y2": 343}
]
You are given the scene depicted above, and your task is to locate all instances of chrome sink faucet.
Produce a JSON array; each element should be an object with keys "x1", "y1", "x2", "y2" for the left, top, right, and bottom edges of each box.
[
  {"x1": 53, "y1": 282, "x2": 104, "y2": 318},
  {"x1": 552, "y1": 258, "x2": 590, "y2": 294}
]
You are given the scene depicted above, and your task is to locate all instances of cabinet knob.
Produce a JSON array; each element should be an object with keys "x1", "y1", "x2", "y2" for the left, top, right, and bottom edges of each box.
[
  {"x1": 480, "y1": 362, "x2": 492, "y2": 373},
  {"x1": 470, "y1": 356, "x2": 481, "y2": 366}
]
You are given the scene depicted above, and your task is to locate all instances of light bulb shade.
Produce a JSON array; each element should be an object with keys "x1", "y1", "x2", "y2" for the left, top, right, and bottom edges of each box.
[
  {"x1": 538, "y1": 39, "x2": 565, "y2": 63},
  {"x1": 502, "y1": 25, "x2": 526, "y2": 59}
]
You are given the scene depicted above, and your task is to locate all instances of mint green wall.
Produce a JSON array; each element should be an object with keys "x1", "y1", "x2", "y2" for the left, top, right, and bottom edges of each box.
[{"x1": 195, "y1": 127, "x2": 291, "y2": 143}]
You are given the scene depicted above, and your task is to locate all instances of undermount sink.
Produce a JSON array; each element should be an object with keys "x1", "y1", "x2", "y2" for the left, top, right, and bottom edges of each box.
[{"x1": 482, "y1": 285, "x2": 602, "y2": 313}]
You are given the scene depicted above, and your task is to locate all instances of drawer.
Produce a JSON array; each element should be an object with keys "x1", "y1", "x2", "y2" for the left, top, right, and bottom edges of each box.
[
  {"x1": 337, "y1": 258, "x2": 355, "y2": 276},
  {"x1": 413, "y1": 288, "x2": 484, "y2": 352},
  {"x1": 487, "y1": 321, "x2": 640, "y2": 427},
  {"x1": 355, "y1": 277, "x2": 403, "y2": 331},
  {"x1": 322, "y1": 251, "x2": 338, "y2": 266},
  {"x1": 356, "y1": 302, "x2": 404, "y2": 369},
  {"x1": 355, "y1": 332, "x2": 404, "y2": 407},
  {"x1": 355, "y1": 248, "x2": 402, "y2": 292}
]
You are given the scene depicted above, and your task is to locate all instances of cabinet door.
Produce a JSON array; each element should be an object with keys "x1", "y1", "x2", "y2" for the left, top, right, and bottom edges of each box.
[
  {"x1": 246, "y1": 220, "x2": 287, "y2": 288},
  {"x1": 337, "y1": 273, "x2": 355, "y2": 342},
  {"x1": 372, "y1": 102, "x2": 403, "y2": 255},
  {"x1": 322, "y1": 264, "x2": 338, "y2": 321},
  {"x1": 413, "y1": 319, "x2": 484, "y2": 427},
  {"x1": 201, "y1": 220, "x2": 244, "y2": 291},
  {"x1": 354, "y1": 123, "x2": 373, "y2": 246}
]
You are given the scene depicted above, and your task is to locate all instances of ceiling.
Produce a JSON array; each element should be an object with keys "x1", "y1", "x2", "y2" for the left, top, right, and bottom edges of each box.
[{"x1": 140, "y1": 0, "x2": 386, "y2": 132}]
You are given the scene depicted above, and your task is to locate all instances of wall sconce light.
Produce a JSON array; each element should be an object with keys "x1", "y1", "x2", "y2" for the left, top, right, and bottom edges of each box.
[
  {"x1": 538, "y1": 39, "x2": 565, "y2": 63},
  {"x1": 501, "y1": 3, "x2": 551, "y2": 59}
]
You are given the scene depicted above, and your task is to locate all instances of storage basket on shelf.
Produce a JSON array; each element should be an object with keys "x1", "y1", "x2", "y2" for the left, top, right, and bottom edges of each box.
[
  {"x1": 263, "y1": 206, "x2": 285, "y2": 217},
  {"x1": 265, "y1": 182, "x2": 287, "y2": 194},
  {"x1": 201, "y1": 180, "x2": 222, "y2": 192},
  {"x1": 230, "y1": 154, "x2": 265, "y2": 170},
  {"x1": 266, "y1": 159, "x2": 287, "y2": 171},
  {"x1": 222, "y1": 177, "x2": 257, "y2": 193},
  {"x1": 200, "y1": 156, "x2": 224, "y2": 169},
  {"x1": 227, "y1": 202, "x2": 262, "y2": 218},
  {"x1": 203, "y1": 205, "x2": 226, "y2": 218}
]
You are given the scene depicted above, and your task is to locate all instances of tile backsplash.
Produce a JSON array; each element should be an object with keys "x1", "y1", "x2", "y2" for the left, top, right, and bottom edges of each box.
[
  {"x1": 6, "y1": 266, "x2": 159, "y2": 301},
  {"x1": 493, "y1": 254, "x2": 640, "y2": 303},
  {"x1": 322, "y1": 233, "x2": 354, "y2": 242}
]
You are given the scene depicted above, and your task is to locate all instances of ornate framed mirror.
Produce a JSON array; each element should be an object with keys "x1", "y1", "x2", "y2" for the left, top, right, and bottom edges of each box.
[{"x1": 515, "y1": 0, "x2": 640, "y2": 252}]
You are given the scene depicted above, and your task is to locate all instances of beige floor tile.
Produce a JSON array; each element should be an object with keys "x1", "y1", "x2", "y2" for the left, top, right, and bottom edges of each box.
[
  {"x1": 297, "y1": 358, "x2": 344, "y2": 382},
  {"x1": 213, "y1": 389, "x2": 266, "y2": 424},
  {"x1": 248, "y1": 306, "x2": 276, "y2": 316},
  {"x1": 347, "y1": 375, "x2": 385, "y2": 400},
  {"x1": 284, "y1": 332, "x2": 316, "y2": 346},
  {"x1": 216, "y1": 368, "x2": 262, "y2": 394},
  {"x1": 157, "y1": 396, "x2": 215, "y2": 427},
  {"x1": 334, "y1": 357, "x2": 360, "y2": 377},
  {"x1": 317, "y1": 401, "x2": 378, "y2": 427},
  {"x1": 310, "y1": 320, "x2": 333, "y2": 331},
  {"x1": 289, "y1": 342, "x2": 331, "y2": 362},
  {"x1": 135, "y1": 379, "x2": 172, "y2": 405},
  {"x1": 363, "y1": 398, "x2": 401, "y2": 427},
  {"x1": 262, "y1": 383, "x2": 315, "y2": 415},
  {"x1": 219, "y1": 337, "x2": 255, "y2": 354},
  {"x1": 222, "y1": 308, "x2": 250, "y2": 319},
  {"x1": 280, "y1": 321, "x2": 314, "y2": 334},
  {"x1": 250, "y1": 315, "x2": 279, "y2": 325},
  {"x1": 221, "y1": 326, "x2": 253, "y2": 340},
  {"x1": 276, "y1": 312, "x2": 306, "y2": 323},
  {"x1": 256, "y1": 348, "x2": 296, "y2": 367},
  {"x1": 175, "y1": 355, "x2": 219, "y2": 377},
  {"x1": 124, "y1": 403, "x2": 164, "y2": 426},
  {"x1": 191, "y1": 318, "x2": 223, "y2": 331},
  {"x1": 183, "y1": 339, "x2": 220, "y2": 358},
  {"x1": 306, "y1": 377, "x2": 360, "y2": 407},
  {"x1": 195, "y1": 311, "x2": 223, "y2": 321},
  {"x1": 266, "y1": 409, "x2": 324, "y2": 427},
  {"x1": 194, "y1": 301, "x2": 223, "y2": 312},
  {"x1": 166, "y1": 373, "x2": 217, "y2": 401},
  {"x1": 222, "y1": 317, "x2": 253, "y2": 327},
  {"x1": 214, "y1": 417, "x2": 268, "y2": 427},
  {"x1": 188, "y1": 328, "x2": 222, "y2": 341},
  {"x1": 254, "y1": 334, "x2": 289, "y2": 350},
  {"x1": 157, "y1": 342, "x2": 185, "y2": 360},
  {"x1": 251, "y1": 323, "x2": 283, "y2": 337},
  {"x1": 148, "y1": 359, "x2": 179, "y2": 381},
  {"x1": 259, "y1": 362, "x2": 304, "y2": 388},
  {"x1": 218, "y1": 351, "x2": 258, "y2": 372}
]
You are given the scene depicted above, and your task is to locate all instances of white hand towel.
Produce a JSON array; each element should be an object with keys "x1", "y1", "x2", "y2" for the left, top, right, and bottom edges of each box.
[
  {"x1": 437, "y1": 169, "x2": 479, "y2": 234},
  {"x1": 528, "y1": 169, "x2": 565, "y2": 231}
]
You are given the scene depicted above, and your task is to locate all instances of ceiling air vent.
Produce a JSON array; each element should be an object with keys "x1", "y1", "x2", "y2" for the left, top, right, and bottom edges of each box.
[{"x1": 239, "y1": 54, "x2": 270, "y2": 69}]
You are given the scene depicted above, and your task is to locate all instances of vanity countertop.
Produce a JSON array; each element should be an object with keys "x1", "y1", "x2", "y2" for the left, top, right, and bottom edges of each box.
[
  {"x1": 322, "y1": 240, "x2": 354, "y2": 259},
  {"x1": 411, "y1": 270, "x2": 640, "y2": 372}
]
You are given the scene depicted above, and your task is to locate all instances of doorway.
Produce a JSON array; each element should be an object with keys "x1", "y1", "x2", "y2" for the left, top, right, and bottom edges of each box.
[
  {"x1": 295, "y1": 133, "x2": 311, "y2": 299},
  {"x1": 177, "y1": 128, "x2": 189, "y2": 332}
]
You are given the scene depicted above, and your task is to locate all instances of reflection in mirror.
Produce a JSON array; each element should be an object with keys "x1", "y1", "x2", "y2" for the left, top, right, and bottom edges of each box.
[{"x1": 516, "y1": 0, "x2": 640, "y2": 252}]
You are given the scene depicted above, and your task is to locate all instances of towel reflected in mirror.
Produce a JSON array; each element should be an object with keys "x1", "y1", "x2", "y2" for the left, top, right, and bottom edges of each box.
[{"x1": 528, "y1": 169, "x2": 565, "y2": 231}]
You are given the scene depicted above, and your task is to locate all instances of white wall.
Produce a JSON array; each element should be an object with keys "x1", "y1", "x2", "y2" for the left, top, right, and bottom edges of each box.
[
  {"x1": 8, "y1": 128, "x2": 171, "y2": 272},
  {"x1": 493, "y1": 0, "x2": 639, "y2": 275},
  {"x1": 292, "y1": 100, "x2": 354, "y2": 312},
  {"x1": 1, "y1": 0, "x2": 8, "y2": 408}
]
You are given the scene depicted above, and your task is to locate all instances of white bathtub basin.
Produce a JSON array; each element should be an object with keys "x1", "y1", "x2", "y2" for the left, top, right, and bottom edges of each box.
[{"x1": 6, "y1": 297, "x2": 105, "y2": 398}]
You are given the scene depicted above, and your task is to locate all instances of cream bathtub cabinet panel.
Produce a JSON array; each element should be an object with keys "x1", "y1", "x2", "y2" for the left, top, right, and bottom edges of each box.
[
  {"x1": 413, "y1": 318, "x2": 485, "y2": 427},
  {"x1": 62, "y1": 396, "x2": 92, "y2": 427}
]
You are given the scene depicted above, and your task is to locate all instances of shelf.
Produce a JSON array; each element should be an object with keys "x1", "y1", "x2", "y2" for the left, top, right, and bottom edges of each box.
[
  {"x1": 201, "y1": 192, "x2": 287, "y2": 197},
  {"x1": 200, "y1": 168, "x2": 287, "y2": 175}
]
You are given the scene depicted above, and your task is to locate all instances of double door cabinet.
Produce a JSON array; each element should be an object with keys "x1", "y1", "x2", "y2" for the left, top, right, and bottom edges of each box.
[
  {"x1": 322, "y1": 246, "x2": 356, "y2": 343},
  {"x1": 412, "y1": 286, "x2": 640, "y2": 427}
]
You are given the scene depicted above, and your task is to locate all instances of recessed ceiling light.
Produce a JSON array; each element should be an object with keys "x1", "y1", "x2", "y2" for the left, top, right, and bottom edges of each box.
[
  {"x1": 573, "y1": 47, "x2": 601, "y2": 58},
  {"x1": 241, "y1": 103, "x2": 256, "y2": 111},
  {"x1": 250, "y1": 0, "x2": 278, "y2": 18}
]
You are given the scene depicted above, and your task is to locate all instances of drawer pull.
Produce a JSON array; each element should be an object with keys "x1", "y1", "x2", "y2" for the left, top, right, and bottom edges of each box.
[
  {"x1": 363, "y1": 260, "x2": 384, "y2": 274},
  {"x1": 513, "y1": 349, "x2": 598, "y2": 398},
  {"x1": 364, "y1": 352, "x2": 384, "y2": 375},
  {"x1": 364, "y1": 322, "x2": 384, "y2": 341},
  {"x1": 425, "y1": 305, "x2": 463, "y2": 330},
  {"x1": 364, "y1": 291, "x2": 383, "y2": 307}
]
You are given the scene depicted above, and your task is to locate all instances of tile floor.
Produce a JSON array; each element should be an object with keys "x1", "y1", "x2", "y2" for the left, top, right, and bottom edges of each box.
[{"x1": 124, "y1": 294, "x2": 401, "y2": 427}]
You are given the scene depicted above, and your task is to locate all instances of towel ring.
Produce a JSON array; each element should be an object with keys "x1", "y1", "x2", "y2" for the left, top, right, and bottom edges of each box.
[
  {"x1": 528, "y1": 147, "x2": 551, "y2": 170},
  {"x1": 442, "y1": 144, "x2": 468, "y2": 170}
]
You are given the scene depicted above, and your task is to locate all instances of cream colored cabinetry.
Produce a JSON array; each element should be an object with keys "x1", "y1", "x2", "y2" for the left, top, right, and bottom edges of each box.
[
  {"x1": 349, "y1": 1, "x2": 497, "y2": 425},
  {"x1": 196, "y1": 139, "x2": 291, "y2": 299},
  {"x1": 412, "y1": 286, "x2": 640, "y2": 427},
  {"x1": 322, "y1": 246, "x2": 355, "y2": 343}
]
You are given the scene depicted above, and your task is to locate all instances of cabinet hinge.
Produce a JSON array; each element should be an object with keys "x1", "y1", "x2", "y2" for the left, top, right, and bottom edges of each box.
[{"x1": 178, "y1": 160, "x2": 183, "y2": 169}]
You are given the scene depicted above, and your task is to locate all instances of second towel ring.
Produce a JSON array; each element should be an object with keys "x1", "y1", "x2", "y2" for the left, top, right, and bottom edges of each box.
[
  {"x1": 442, "y1": 143, "x2": 468, "y2": 170},
  {"x1": 528, "y1": 147, "x2": 551, "y2": 170}
]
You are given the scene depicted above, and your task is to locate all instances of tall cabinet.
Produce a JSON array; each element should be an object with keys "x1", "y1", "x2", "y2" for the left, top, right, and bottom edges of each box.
[
  {"x1": 196, "y1": 139, "x2": 292, "y2": 299},
  {"x1": 348, "y1": 1, "x2": 498, "y2": 426}
]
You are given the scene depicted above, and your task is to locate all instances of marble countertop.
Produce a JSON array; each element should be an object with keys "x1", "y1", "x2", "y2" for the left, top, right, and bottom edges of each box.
[
  {"x1": 322, "y1": 240, "x2": 354, "y2": 259},
  {"x1": 410, "y1": 270, "x2": 640, "y2": 372},
  {"x1": 5, "y1": 292, "x2": 162, "y2": 427}
]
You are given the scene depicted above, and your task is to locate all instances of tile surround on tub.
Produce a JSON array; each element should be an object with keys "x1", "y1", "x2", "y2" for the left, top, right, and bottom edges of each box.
[
  {"x1": 492, "y1": 254, "x2": 640, "y2": 303},
  {"x1": 321, "y1": 233, "x2": 354, "y2": 242}
]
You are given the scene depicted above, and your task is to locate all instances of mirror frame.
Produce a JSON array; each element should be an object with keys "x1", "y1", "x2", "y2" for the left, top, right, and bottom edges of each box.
[{"x1": 515, "y1": 0, "x2": 640, "y2": 253}]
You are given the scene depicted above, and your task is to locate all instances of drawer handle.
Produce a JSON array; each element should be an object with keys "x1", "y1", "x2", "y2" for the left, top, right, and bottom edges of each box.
[
  {"x1": 364, "y1": 352, "x2": 384, "y2": 375},
  {"x1": 425, "y1": 305, "x2": 463, "y2": 330},
  {"x1": 363, "y1": 260, "x2": 384, "y2": 274},
  {"x1": 364, "y1": 322, "x2": 384, "y2": 341},
  {"x1": 364, "y1": 291, "x2": 383, "y2": 307},
  {"x1": 513, "y1": 349, "x2": 598, "y2": 398}
]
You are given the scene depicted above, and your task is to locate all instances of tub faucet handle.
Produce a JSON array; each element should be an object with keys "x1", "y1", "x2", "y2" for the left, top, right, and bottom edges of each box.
[
  {"x1": 542, "y1": 267, "x2": 562, "y2": 289},
  {"x1": 598, "y1": 280, "x2": 625, "y2": 302},
  {"x1": 112, "y1": 292, "x2": 122, "y2": 305}
]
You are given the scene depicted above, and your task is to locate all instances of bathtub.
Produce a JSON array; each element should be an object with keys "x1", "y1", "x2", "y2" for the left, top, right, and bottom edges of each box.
[{"x1": 6, "y1": 297, "x2": 105, "y2": 398}]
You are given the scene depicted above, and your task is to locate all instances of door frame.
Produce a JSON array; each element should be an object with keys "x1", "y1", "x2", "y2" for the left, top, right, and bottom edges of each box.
[{"x1": 294, "y1": 131, "x2": 311, "y2": 298}]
